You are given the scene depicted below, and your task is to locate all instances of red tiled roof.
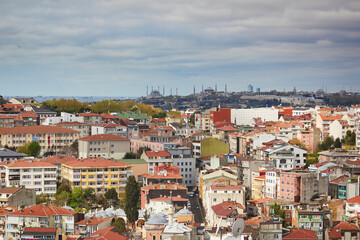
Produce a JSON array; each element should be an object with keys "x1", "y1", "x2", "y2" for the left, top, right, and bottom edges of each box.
[
  {"x1": 19, "y1": 111, "x2": 38, "y2": 118},
  {"x1": 145, "y1": 150, "x2": 171, "y2": 157},
  {"x1": 248, "y1": 197, "x2": 272, "y2": 204},
  {"x1": 56, "y1": 121, "x2": 87, "y2": 125},
  {"x1": 139, "y1": 173, "x2": 183, "y2": 179},
  {"x1": 330, "y1": 175, "x2": 349, "y2": 184},
  {"x1": 79, "y1": 113, "x2": 101, "y2": 117},
  {"x1": 0, "y1": 115, "x2": 14, "y2": 119},
  {"x1": 7, "y1": 204, "x2": 76, "y2": 217},
  {"x1": 41, "y1": 155, "x2": 78, "y2": 164},
  {"x1": 101, "y1": 114, "x2": 119, "y2": 119},
  {"x1": 217, "y1": 126, "x2": 238, "y2": 131},
  {"x1": 151, "y1": 118, "x2": 166, "y2": 122},
  {"x1": 210, "y1": 185, "x2": 245, "y2": 190},
  {"x1": 0, "y1": 125, "x2": 79, "y2": 134},
  {"x1": 329, "y1": 221, "x2": 359, "y2": 239},
  {"x1": 0, "y1": 206, "x2": 17, "y2": 216},
  {"x1": 347, "y1": 195, "x2": 360, "y2": 204},
  {"x1": 211, "y1": 201, "x2": 244, "y2": 217},
  {"x1": 151, "y1": 197, "x2": 188, "y2": 202},
  {"x1": 76, "y1": 217, "x2": 108, "y2": 226},
  {"x1": 283, "y1": 228, "x2": 318, "y2": 240},
  {"x1": 141, "y1": 184, "x2": 187, "y2": 190},
  {"x1": 101, "y1": 123, "x2": 123, "y2": 128},
  {"x1": 64, "y1": 158, "x2": 129, "y2": 168},
  {"x1": 84, "y1": 227, "x2": 128, "y2": 240},
  {"x1": 24, "y1": 227, "x2": 57, "y2": 233},
  {"x1": 6, "y1": 160, "x2": 56, "y2": 169},
  {"x1": 80, "y1": 134, "x2": 129, "y2": 141},
  {"x1": 0, "y1": 187, "x2": 22, "y2": 194}
]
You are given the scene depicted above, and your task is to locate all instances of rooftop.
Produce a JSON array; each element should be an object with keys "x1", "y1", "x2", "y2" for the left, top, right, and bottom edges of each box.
[
  {"x1": 0, "y1": 125, "x2": 79, "y2": 134},
  {"x1": 80, "y1": 134, "x2": 129, "y2": 141}
]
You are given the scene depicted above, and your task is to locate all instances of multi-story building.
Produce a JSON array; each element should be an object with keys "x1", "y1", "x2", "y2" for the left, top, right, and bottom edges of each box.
[
  {"x1": 56, "y1": 122, "x2": 90, "y2": 138},
  {"x1": 315, "y1": 114, "x2": 342, "y2": 140},
  {"x1": 263, "y1": 143, "x2": 307, "y2": 170},
  {"x1": 5, "y1": 204, "x2": 77, "y2": 238},
  {"x1": 191, "y1": 138, "x2": 229, "y2": 158},
  {"x1": 345, "y1": 195, "x2": 360, "y2": 220},
  {"x1": 79, "y1": 134, "x2": 130, "y2": 159},
  {"x1": 231, "y1": 108, "x2": 279, "y2": 126},
  {"x1": 0, "y1": 148, "x2": 27, "y2": 162},
  {"x1": 141, "y1": 150, "x2": 172, "y2": 174},
  {"x1": 297, "y1": 127, "x2": 321, "y2": 153},
  {"x1": 140, "y1": 184, "x2": 187, "y2": 209},
  {"x1": 0, "y1": 115, "x2": 14, "y2": 128},
  {"x1": 79, "y1": 113, "x2": 102, "y2": 126},
  {"x1": 278, "y1": 171, "x2": 328, "y2": 202},
  {"x1": 40, "y1": 155, "x2": 78, "y2": 182},
  {"x1": 91, "y1": 124, "x2": 127, "y2": 138},
  {"x1": 329, "y1": 120, "x2": 351, "y2": 140},
  {"x1": 318, "y1": 149, "x2": 360, "y2": 164},
  {"x1": 0, "y1": 125, "x2": 79, "y2": 154},
  {"x1": 265, "y1": 170, "x2": 280, "y2": 199},
  {"x1": 62, "y1": 158, "x2": 132, "y2": 196},
  {"x1": 75, "y1": 217, "x2": 112, "y2": 238},
  {"x1": 5, "y1": 159, "x2": 57, "y2": 196},
  {"x1": 356, "y1": 118, "x2": 360, "y2": 150},
  {"x1": 167, "y1": 147, "x2": 196, "y2": 187}
]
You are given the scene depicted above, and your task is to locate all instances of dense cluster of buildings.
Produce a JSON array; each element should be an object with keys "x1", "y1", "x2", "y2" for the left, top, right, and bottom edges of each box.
[{"x1": 0, "y1": 97, "x2": 359, "y2": 239}]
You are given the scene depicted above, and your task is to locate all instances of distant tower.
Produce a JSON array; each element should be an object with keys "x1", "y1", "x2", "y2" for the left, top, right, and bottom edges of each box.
[
  {"x1": 163, "y1": 86, "x2": 165, "y2": 96},
  {"x1": 215, "y1": 84, "x2": 217, "y2": 92},
  {"x1": 293, "y1": 86, "x2": 297, "y2": 93},
  {"x1": 168, "y1": 191, "x2": 175, "y2": 224},
  {"x1": 170, "y1": 88, "x2": 172, "y2": 96},
  {"x1": 256, "y1": 88, "x2": 260, "y2": 93},
  {"x1": 194, "y1": 85, "x2": 196, "y2": 96},
  {"x1": 146, "y1": 86, "x2": 148, "y2": 96},
  {"x1": 152, "y1": 86, "x2": 153, "y2": 92},
  {"x1": 202, "y1": 85, "x2": 204, "y2": 91},
  {"x1": 158, "y1": 86, "x2": 160, "y2": 92},
  {"x1": 225, "y1": 84, "x2": 227, "y2": 93},
  {"x1": 176, "y1": 88, "x2": 178, "y2": 96},
  {"x1": 248, "y1": 85, "x2": 253, "y2": 93}
]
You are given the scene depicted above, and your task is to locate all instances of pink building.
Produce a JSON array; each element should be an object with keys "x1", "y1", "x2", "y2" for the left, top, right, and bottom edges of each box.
[
  {"x1": 279, "y1": 172, "x2": 301, "y2": 202},
  {"x1": 297, "y1": 127, "x2": 321, "y2": 153}
]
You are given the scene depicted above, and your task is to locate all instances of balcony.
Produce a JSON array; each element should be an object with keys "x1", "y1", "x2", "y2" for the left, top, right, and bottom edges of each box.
[{"x1": 119, "y1": 171, "x2": 127, "y2": 175}]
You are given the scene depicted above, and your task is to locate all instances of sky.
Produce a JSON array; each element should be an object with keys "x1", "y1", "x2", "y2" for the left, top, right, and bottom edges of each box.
[{"x1": 0, "y1": 0, "x2": 360, "y2": 97}]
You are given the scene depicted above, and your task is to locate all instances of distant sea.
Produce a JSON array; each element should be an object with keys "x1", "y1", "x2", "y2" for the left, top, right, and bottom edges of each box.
[{"x1": 4, "y1": 96, "x2": 138, "y2": 103}]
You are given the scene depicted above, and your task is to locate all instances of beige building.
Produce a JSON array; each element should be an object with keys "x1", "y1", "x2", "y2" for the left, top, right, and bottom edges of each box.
[
  {"x1": 56, "y1": 121, "x2": 90, "y2": 138},
  {"x1": 62, "y1": 158, "x2": 132, "y2": 195},
  {"x1": 0, "y1": 125, "x2": 79, "y2": 154},
  {"x1": 79, "y1": 134, "x2": 130, "y2": 159}
]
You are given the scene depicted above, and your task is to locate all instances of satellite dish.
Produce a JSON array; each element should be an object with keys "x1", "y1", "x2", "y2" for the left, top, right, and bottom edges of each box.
[{"x1": 232, "y1": 218, "x2": 245, "y2": 237}]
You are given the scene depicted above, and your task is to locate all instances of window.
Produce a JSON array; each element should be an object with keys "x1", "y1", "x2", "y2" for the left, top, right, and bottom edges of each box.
[{"x1": 213, "y1": 198, "x2": 216, "y2": 202}]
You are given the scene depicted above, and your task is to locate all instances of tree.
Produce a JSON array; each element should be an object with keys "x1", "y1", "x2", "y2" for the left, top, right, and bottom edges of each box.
[
  {"x1": 306, "y1": 153, "x2": 319, "y2": 167},
  {"x1": 342, "y1": 130, "x2": 356, "y2": 146},
  {"x1": 56, "y1": 183, "x2": 71, "y2": 195},
  {"x1": 334, "y1": 138, "x2": 342, "y2": 148},
  {"x1": 36, "y1": 193, "x2": 51, "y2": 204},
  {"x1": 83, "y1": 188, "x2": 97, "y2": 208},
  {"x1": 152, "y1": 112, "x2": 166, "y2": 118},
  {"x1": 17, "y1": 141, "x2": 41, "y2": 157},
  {"x1": 124, "y1": 176, "x2": 140, "y2": 229},
  {"x1": 55, "y1": 191, "x2": 71, "y2": 206},
  {"x1": 112, "y1": 218, "x2": 127, "y2": 235},
  {"x1": 318, "y1": 136, "x2": 334, "y2": 151},
  {"x1": 104, "y1": 188, "x2": 119, "y2": 207},
  {"x1": 123, "y1": 152, "x2": 137, "y2": 159},
  {"x1": 28, "y1": 141, "x2": 41, "y2": 157}
]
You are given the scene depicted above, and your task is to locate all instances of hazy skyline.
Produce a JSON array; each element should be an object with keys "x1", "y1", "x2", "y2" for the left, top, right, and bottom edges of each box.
[{"x1": 1, "y1": 0, "x2": 360, "y2": 97}]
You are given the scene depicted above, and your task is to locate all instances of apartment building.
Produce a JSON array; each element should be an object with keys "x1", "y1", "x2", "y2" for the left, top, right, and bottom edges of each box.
[
  {"x1": 0, "y1": 115, "x2": 14, "y2": 128},
  {"x1": 263, "y1": 143, "x2": 307, "y2": 170},
  {"x1": 231, "y1": 108, "x2": 279, "y2": 126},
  {"x1": 91, "y1": 124, "x2": 127, "y2": 138},
  {"x1": 297, "y1": 127, "x2": 321, "y2": 153},
  {"x1": 56, "y1": 122, "x2": 90, "y2": 138},
  {"x1": 167, "y1": 147, "x2": 196, "y2": 187},
  {"x1": 0, "y1": 148, "x2": 27, "y2": 162},
  {"x1": 42, "y1": 112, "x2": 85, "y2": 125},
  {"x1": 40, "y1": 155, "x2": 78, "y2": 182},
  {"x1": 141, "y1": 150, "x2": 172, "y2": 174},
  {"x1": 329, "y1": 120, "x2": 351, "y2": 140},
  {"x1": 79, "y1": 113, "x2": 102, "y2": 125},
  {"x1": 62, "y1": 158, "x2": 132, "y2": 196},
  {"x1": 5, "y1": 159, "x2": 57, "y2": 196},
  {"x1": 79, "y1": 134, "x2": 130, "y2": 159},
  {"x1": 315, "y1": 114, "x2": 342, "y2": 140},
  {"x1": 5, "y1": 204, "x2": 77, "y2": 238},
  {"x1": 0, "y1": 125, "x2": 79, "y2": 154}
]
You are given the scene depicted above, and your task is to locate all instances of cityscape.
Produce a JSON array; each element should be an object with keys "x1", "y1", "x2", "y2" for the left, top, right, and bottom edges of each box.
[{"x1": 1, "y1": 0, "x2": 360, "y2": 240}]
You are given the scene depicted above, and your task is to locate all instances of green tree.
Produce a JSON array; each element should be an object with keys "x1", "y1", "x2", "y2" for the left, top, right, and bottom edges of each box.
[
  {"x1": 17, "y1": 141, "x2": 41, "y2": 157},
  {"x1": 28, "y1": 141, "x2": 41, "y2": 157},
  {"x1": 306, "y1": 153, "x2": 319, "y2": 167},
  {"x1": 83, "y1": 188, "x2": 97, "y2": 208},
  {"x1": 112, "y1": 218, "x2": 127, "y2": 235},
  {"x1": 123, "y1": 152, "x2": 137, "y2": 159},
  {"x1": 318, "y1": 136, "x2": 334, "y2": 151},
  {"x1": 56, "y1": 183, "x2": 71, "y2": 195},
  {"x1": 342, "y1": 130, "x2": 356, "y2": 146},
  {"x1": 36, "y1": 193, "x2": 51, "y2": 204},
  {"x1": 124, "y1": 176, "x2": 140, "y2": 229},
  {"x1": 334, "y1": 138, "x2": 342, "y2": 148},
  {"x1": 104, "y1": 188, "x2": 119, "y2": 207},
  {"x1": 55, "y1": 191, "x2": 71, "y2": 206},
  {"x1": 270, "y1": 203, "x2": 281, "y2": 216},
  {"x1": 152, "y1": 112, "x2": 166, "y2": 118}
]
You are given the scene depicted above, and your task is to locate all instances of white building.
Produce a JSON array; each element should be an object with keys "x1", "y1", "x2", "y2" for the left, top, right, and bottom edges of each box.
[
  {"x1": 231, "y1": 108, "x2": 279, "y2": 126},
  {"x1": 346, "y1": 195, "x2": 360, "y2": 219},
  {"x1": 265, "y1": 171, "x2": 280, "y2": 199},
  {"x1": 329, "y1": 119, "x2": 351, "y2": 140},
  {"x1": 5, "y1": 159, "x2": 57, "y2": 196},
  {"x1": 42, "y1": 112, "x2": 85, "y2": 125},
  {"x1": 91, "y1": 124, "x2": 127, "y2": 138},
  {"x1": 263, "y1": 144, "x2": 307, "y2": 170}
]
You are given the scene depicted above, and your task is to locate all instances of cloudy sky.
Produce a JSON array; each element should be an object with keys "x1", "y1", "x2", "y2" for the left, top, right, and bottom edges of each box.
[{"x1": 1, "y1": 0, "x2": 360, "y2": 97}]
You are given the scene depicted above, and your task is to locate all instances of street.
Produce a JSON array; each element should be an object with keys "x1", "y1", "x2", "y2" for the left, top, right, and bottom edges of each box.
[{"x1": 188, "y1": 192, "x2": 206, "y2": 223}]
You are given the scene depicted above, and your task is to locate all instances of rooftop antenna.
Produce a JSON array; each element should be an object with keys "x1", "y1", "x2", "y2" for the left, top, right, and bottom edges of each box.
[{"x1": 232, "y1": 218, "x2": 245, "y2": 238}]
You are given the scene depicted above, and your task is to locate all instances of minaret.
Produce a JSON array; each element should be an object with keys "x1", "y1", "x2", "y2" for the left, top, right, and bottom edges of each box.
[
  {"x1": 202, "y1": 85, "x2": 204, "y2": 91},
  {"x1": 225, "y1": 84, "x2": 227, "y2": 93},
  {"x1": 215, "y1": 84, "x2": 217, "y2": 92},
  {"x1": 163, "y1": 86, "x2": 165, "y2": 96},
  {"x1": 146, "y1": 86, "x2": 148, "y2": 96},
  {"x1": 152, "y1": 86, "x2": 153, "y2": 92},
  {"x1": 170, "y1": 88, "x2": 172, "y2": 96},
  {"x1": 194, "y1": 85, "x2": 196, "y2": 96},
  {"x1": 168, "y1": 191, "x2": 175, "y2": 225},
  {"x1": 158, "y1": 86, "x2": 160, "y2": 92},
  {"x1": 176, "y1": 88, "x2": 178, "y2": 96}
]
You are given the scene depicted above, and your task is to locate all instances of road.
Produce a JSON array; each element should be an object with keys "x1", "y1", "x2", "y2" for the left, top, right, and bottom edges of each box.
[{"x1": 188, "y1": 192, "x2": 206, "y2": 223}]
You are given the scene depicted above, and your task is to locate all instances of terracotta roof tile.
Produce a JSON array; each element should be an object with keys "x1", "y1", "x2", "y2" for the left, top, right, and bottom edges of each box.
[
  {"x1": 329, "y1": 221, "x2": 359, "y2": 239},
  {"x1": 84, "y1": 227, "x2": 128, "y2": 240},
  {"x1": 0, "y1": 125, "x2": 79, "y2": 134},
  {"x1": 63, "y1": 158, "x2": 130, "y2": 168},
  {"x1": 76, "y1": 217, "x2": 108, "y2": 226},
  {"x1": 141, "y1": 184, "x2": 187, "y2": 190},
  {"x1": 283, "y1": 228, "x2": 318, "y2": 240},
  {"x1": 211, "y1": 201, "x2": 244, "y2": 217},
  {"x1": 145, "y1": 150, "x2": 171, "y2": 157},
  {"x1": 24, "y1": 227, "x2": 57, "y2": 233},
  {"x1": 6, "y1": 160, "x2": 56, "y2": 168},
  {"x1": 7, "y1": 204, "x2": 76, "y2": 217}
]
